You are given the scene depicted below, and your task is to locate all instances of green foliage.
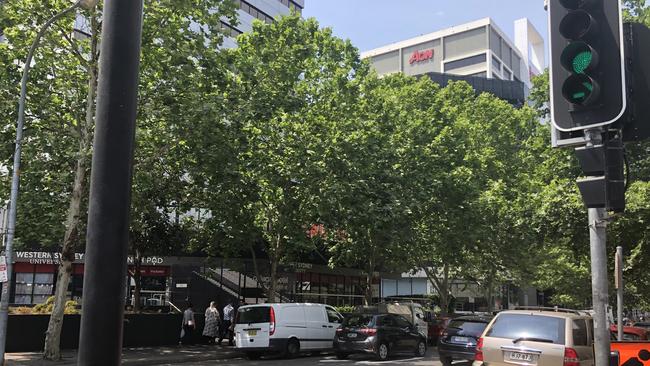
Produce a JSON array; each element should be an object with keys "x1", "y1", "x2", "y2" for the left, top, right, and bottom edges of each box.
[
  {"x1": 32, "y1": 297, "x2": 79, "y2": 315},
  {"x1": 334, "y1": 306, "x2": 355, "y2": 314}
]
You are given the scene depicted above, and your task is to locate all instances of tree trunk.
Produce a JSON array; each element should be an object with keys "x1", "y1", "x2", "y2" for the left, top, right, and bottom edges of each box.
[
  {"x1": 133, "y1": 248, "x2": 143, "y2": 313},
  {"x1": 268, "y1": 252, "x2": 278, "y2": 303},
  {"x1": 423, "y1": 265, "x2": 451, "y2": 316},
  {"x1": 43, "y1": 15, "x2": 97, "y2": 361},
  {"x1": 43, "y1": 126, "x2": 91, "y2": 360},
  {"x1": 363, "y1": 256, "x2": 375, "y2": 306}
]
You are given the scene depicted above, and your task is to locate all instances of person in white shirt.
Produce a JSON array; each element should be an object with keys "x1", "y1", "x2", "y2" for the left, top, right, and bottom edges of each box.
[{"x1": 219, "y1": 301, "x2": 235, "y2": 346}]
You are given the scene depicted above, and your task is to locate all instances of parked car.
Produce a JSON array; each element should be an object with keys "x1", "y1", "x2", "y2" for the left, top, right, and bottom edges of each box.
[
  {"x1": 355, "y1": 302, "x2": 430, "y2": 340},
  {"x1": 428, "y1": 316, "x2": 452, "y2": 345},
  {"x1": 334, "y1": 313, "x2": 427, "y2": 361},
  {"x1": 610, "y1": 324, "x2": 649, "y2": 340},
  {"x1": 632, "y1": 322, "x2": 650, "y2": 331},
  {"x1": 474, "y1": 308, "x2": 595, "y2": 366},
  {"x1": 233, "y1": 303, "x2": 343, "y2": 359},
  {"x1": 438, "y1": 315, "x2": 491, "y2": 366}
]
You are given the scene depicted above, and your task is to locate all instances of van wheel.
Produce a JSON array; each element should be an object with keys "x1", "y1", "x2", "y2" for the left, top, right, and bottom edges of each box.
[
  {"x1": 415, "y1": 340, "x2": 427, "y2": 357},
  {"x1": 285, "y1": 339, "x2": 300, "y2": 359},
  {"x1": 245, "y1": 352, "x2": 262, "y2": 360},
  {"x1": 441, "y1": 355, "x2": 453, "y2": 366},
  {"x1": 376, "y1": 343, "x2": 389, "y2": 361}
]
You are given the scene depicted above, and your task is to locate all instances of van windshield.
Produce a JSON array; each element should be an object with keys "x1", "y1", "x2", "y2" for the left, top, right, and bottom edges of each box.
[{"x1": 237, "y1": 306, "x2": 270, "y2": 324}]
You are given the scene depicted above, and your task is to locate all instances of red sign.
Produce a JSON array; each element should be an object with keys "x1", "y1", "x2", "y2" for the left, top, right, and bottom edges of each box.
[{"x1": 409, "y1": 49, "x2": 434, "y2": 64}]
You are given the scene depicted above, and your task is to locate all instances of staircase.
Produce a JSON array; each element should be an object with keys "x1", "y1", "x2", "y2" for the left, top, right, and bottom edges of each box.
[{"x1": 194, "y1": 267, "x2": 292, "y2": 304}]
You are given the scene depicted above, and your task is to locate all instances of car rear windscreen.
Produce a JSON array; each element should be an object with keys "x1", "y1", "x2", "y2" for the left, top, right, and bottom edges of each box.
[
  {"x1": 447, "y1": 320, "x2": 489, "y2": 336},
  {"x1": 343, "y1": 314, "x2": 375, "y2": 328},
  {"x1": 486, "y1": 314, "x2": 566, "y2": 345},
  {"x1": 237, "y1": 306, "x2": 270, "y2": 324}
]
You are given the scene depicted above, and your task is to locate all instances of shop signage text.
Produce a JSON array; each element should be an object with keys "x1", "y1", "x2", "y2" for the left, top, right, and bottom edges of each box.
[
  {"x1": 0, "y1": 256, "x2": 7, "y2": 283},
  {"x1": 409, "y1": 49, "x2": 434, "y2": 65},
  {"x1": 16, "y1": 251, "x2": 84, "y2": 264}
]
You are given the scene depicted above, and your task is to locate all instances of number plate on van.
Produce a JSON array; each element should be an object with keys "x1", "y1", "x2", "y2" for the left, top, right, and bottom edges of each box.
[{"x1": 248, "y1": 330, "x2": 257, "y2": 336}]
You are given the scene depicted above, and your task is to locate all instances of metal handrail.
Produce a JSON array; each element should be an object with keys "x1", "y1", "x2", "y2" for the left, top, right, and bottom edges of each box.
[{"x1": 167, "y1": 300, "x2": 182, "y2": 314}]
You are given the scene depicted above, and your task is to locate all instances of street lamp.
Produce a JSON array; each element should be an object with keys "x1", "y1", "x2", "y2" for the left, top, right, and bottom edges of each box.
[{"x1": 0, "y1": 0, "x2": 97, "y2": 363}]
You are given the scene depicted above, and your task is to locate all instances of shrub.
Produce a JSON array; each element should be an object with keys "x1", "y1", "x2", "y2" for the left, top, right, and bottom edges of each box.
[
  {"x1": 32, "y1": 296, "x2": 79, "y2": 314},
  {"x1": 334, "y1": 306, "x2": 355, "y2": 314}
]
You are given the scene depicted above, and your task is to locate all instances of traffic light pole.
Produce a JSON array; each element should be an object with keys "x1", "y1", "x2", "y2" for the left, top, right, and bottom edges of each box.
[
  {"x1": 76, "y1": 0, "x2": 143, "y2": 364},
  {"x1": 585, "y1": 129, "x2": 611, "y2": 366}
]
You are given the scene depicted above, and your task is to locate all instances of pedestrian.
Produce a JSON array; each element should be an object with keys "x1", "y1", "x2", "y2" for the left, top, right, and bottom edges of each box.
[
  {"x1": 203, "y1": 301, "x2": 221, "y2": 344},
  {"x1": 218, "y1": 301, "x2": 235, "y2": 346},
  {"x1": 180, "y1": 302, "x2": 196, "y2": 345}
]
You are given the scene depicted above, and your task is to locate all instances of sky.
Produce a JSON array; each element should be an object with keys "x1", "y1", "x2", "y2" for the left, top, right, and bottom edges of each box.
[{"x1": 303, "y1": 0, "x2": 549, "y2": 53}]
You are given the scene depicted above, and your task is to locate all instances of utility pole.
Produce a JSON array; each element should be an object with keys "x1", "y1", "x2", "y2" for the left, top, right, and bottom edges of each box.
[
  {"x1": 76, "y1": 0, "x2": 143, "y2": 364},
  {"x1": 615, "y1": 246, "x2": 624, "y2": 341}
]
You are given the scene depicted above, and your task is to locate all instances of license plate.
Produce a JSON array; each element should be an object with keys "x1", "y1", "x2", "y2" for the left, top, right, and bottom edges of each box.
[
  {"x1": 505, "y1": 351, "x2": 537, "y2": 364},
  {"x1": 452, "y1": 336, "x2": 470, "y2": 343},
  {"x1": 248, "y1": 330, "x2": 257, "y2": 336},
  {"x1": 347, "y1": 333, "x2": 358, "y2": 338}
]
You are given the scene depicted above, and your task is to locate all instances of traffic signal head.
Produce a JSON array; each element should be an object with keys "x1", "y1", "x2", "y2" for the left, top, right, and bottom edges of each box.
[{"x1": 549, "y1": 0, "x2": 627, "y2": 132}]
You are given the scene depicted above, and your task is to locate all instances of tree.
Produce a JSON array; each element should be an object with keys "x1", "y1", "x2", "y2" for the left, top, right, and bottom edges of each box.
[
  {"x1": 0, "y1": 0, "x2": 237, "y2": 358},
  {"x1": 185, "y1": 14, "x2": 369, "y2": 302}
]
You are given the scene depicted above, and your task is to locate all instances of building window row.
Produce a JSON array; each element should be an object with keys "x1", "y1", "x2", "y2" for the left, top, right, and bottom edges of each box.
[
  {"x1": 279, "y1": 0, "x2": 303, "y2": 13},
  {"x1": 232, "y1": 0, "x2": 276, "y2": 24},
  {"x1": 220, "y1": 21, "x2": 243, "y2": 38},
  {"x1": 444, "y1": 53, "x2": 486, "y2": 72}
]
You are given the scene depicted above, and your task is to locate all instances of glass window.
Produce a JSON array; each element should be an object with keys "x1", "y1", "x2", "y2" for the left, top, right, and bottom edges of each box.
[
  {"x1": 486, "y1": 314, "x2": 566, "y2": 345},
  {"x1": 447, "y1": 319, "x2": 490, "y2": 337},
  {"x1": 344, "y1": 314, "x2": 375, "y2": 328},
  {"x1": 573, "y1": 320, "x2": 588, "y2": 346},
  {"x1": 326, "y1": 307, "x2": 342, "y2": 323},
  {"x1": 444, "y1": 54, "x2": 487, "y2": 72},
  {"x1": 380, "y1": 315, "x2": 395, "y2": 327},
  {"x1": 237, "y1": 306, "x2": 270, "y2": 324},
  {"x1": 394, "y1": 315, "x2": 411, "y2": 328}
]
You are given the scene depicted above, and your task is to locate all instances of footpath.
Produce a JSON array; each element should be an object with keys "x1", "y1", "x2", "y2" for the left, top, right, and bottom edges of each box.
[{"x1": 6, "y1": 344, "x2": 242, "y2": 366}]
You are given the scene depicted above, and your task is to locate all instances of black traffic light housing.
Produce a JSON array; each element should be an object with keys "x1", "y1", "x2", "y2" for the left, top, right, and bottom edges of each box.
[
  {"x1": 549, "y1": 0, "x2": 627, "y2": 132},
  {"x1": 575, "y1": 130, "x2": 625, "y2": 212}
]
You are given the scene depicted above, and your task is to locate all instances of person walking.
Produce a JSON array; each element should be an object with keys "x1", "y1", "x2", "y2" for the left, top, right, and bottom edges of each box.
[
  {"x1": 218, "y1": 301, "x2": 235, "y2": 346},
  {"x1": 180, "y1": 302, "x2": 196, "y2": 345},
  {"x1": 203, "y1": 301, "x2": 221, "y2": 344}
]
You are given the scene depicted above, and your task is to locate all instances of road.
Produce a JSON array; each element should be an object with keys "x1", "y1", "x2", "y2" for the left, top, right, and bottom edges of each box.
[{"x1": 160, "y1": 348, "x2": 461, "y2": 365}]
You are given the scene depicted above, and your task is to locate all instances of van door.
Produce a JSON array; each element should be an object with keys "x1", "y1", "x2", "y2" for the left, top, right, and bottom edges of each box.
[
  {"x1": 279, "y1": 305, "x2": 307, "y2": 349},
  {"x1": 413, "y1": 305, "x2": 428, "y2": 339},
  {"x1": 325, "y1": 306, "x2": 344, "y2": 348},
  {"x1": 234, "y1": 306, "x2": 271, "y2": 350},
  {"x1": 304, "y1": 304, "x2": 329, "y2": 349}
]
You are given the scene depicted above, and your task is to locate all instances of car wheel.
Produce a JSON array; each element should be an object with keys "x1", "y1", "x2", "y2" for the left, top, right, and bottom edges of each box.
[
  {"x1": 441, "y1": 355, "x2": 453, "y2": 366},
  {"x1": 335, "y1": 352, "x2": 349, "y2": 360},
  {"x1": 285, "y1": 339, "x2": 300, "y2": 359},
  {"x1": 245, "y1": 352, "x2": 262, "y2": 360},
  {"x1": 415, "y1": 340, "x2": 427, "y2": 357},
  {"x1": 376, "y1": 342, "x2": 389, "y2": 361}
]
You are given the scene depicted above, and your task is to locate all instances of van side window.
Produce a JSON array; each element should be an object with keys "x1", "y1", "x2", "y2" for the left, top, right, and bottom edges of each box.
[
  {"x1": 573, "y1": 319, "x2": 588, "y2": 346},
  {"x1": 326, "y1": 307, "x2": 342, "y2": 323}
]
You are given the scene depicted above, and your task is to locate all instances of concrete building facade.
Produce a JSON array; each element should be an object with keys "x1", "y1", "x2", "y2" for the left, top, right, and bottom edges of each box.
[
  {"x1": 221, "y1": 0, "x2": 304, "y2": 48},
  {"x1": 361, "y1": 18, "x2": 544, "y2": 87}
]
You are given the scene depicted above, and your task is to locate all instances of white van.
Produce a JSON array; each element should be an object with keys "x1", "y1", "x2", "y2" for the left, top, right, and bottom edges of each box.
[{"x1": 234, "y1": 303, "x2": 344, "y2": 359}]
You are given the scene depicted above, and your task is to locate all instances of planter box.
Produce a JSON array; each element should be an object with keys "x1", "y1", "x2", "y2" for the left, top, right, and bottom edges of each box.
[{"x1": 7, "y1": 313, "x2": 205, "y2": 352}]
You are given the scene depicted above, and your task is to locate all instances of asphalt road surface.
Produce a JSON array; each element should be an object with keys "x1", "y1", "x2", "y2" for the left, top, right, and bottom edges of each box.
[{"x1": 161, "y1": 348, "x2": 466, "y2": 365}]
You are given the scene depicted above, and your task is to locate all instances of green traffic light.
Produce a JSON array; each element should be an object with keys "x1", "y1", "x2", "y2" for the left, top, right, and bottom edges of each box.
[{"x1": 572, "y1": 51, "x2": 592, "y2": 74}]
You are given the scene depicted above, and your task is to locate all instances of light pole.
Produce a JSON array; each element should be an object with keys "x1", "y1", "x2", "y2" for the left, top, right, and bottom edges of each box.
[{"x1": 0, "y1": 1, "x2": 97, "y2": 363}]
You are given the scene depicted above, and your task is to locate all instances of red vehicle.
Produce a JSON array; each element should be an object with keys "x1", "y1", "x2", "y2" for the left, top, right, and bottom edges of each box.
[
  {"x1": 428, "y1": 316, "x2": 451, "y2": 345},
  {"x1": 610, "y1": 324, "x2": 649, "y2": 340}
]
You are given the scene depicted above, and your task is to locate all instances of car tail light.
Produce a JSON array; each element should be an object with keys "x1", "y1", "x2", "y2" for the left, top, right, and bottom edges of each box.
[
  {"x1": 475, "y1": 337, "x2": 484, "y2": 361},
  {"x1": 360, "y1": 328, "x2": 377, "y2": 336},
  {"x1": 269, "y1": 307, "x2": 276, "y2": 336},
  {"x1": 564, "y1": 348, "x2": 580, "y2": 366}
]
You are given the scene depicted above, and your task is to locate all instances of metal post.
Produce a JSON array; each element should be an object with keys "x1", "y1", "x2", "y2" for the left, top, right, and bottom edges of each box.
[
  {"x1": 583, "y1": 129, "x2": 610, "y2": 366},
  {"x1": 589, "y1": 207, "x2": 611, "y2": 366},
  {"x1": 616, "y1": 246, "x2": 624, "y2": 341},
  {"x1": 77, "y1": 0, "x2": 143, "y2": 364},
  {"x1": 0, "y1": 3, "x2": 85, "y2": 364}
]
